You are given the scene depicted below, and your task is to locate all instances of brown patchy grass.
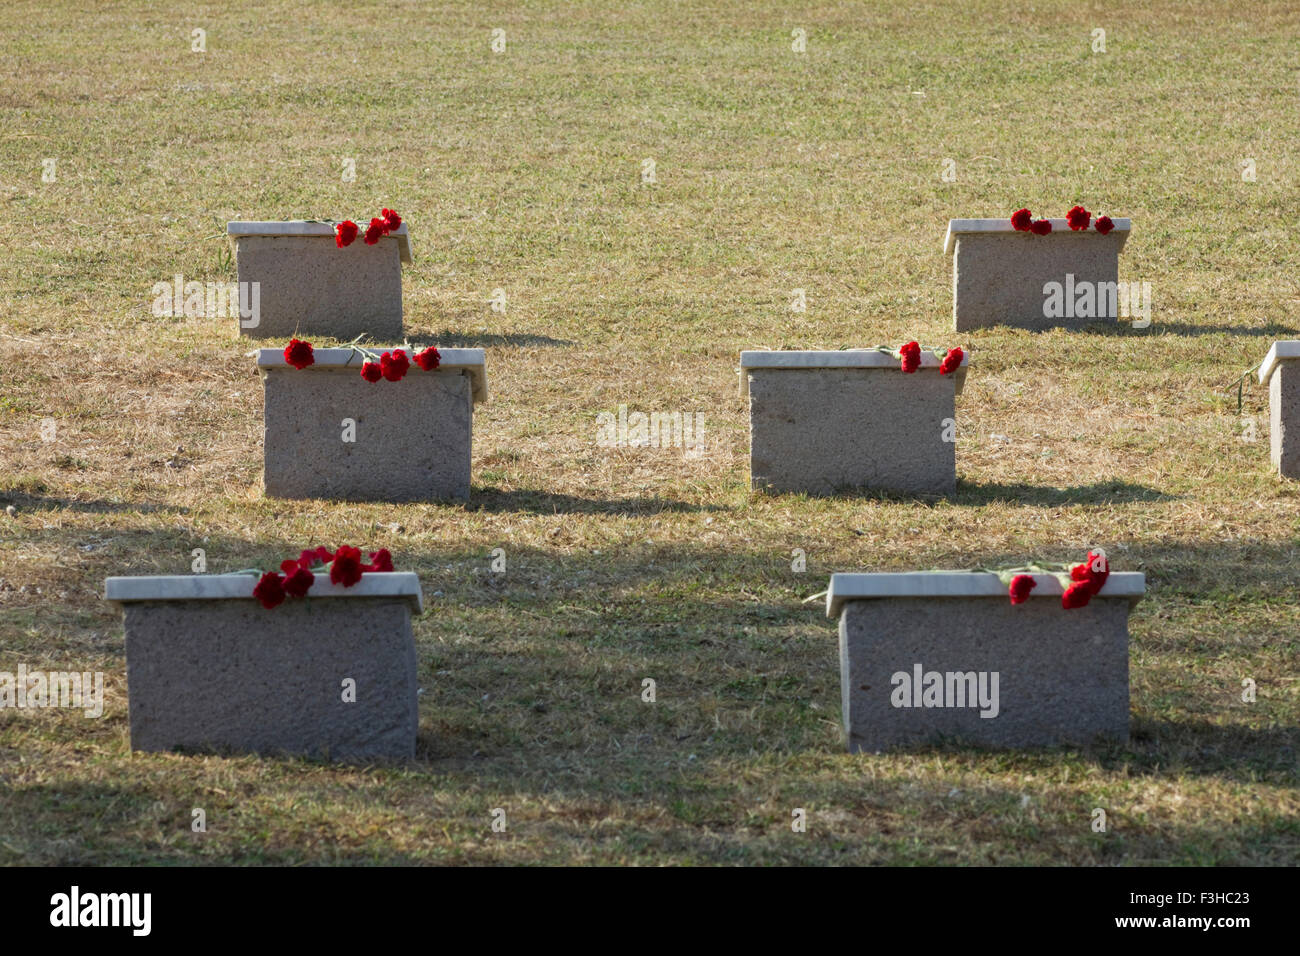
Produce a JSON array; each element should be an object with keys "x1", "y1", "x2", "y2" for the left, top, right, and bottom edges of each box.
[{"x1": 0, "y1": 0, "x2": 1297, "y2": 864}]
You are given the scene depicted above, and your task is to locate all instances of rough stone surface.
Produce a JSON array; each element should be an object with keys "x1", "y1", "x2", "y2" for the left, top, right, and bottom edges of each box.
[
  {"x1": 952, "y1": 231, "x2": 1126, "y2": 331},
  {"x1": 838, "y1": 596, "x2": 1131, "y2": 751},
  {"x1": 235, "y1": 235, "x2": 403, "y2": 340},
  {"x1": 748, "y1": 367, "x2": 956, "y2": 497},
  {"x1": 123, "y1": 597, "x2": 418, "y2": 760},
  {"x1": 1270, "y1": 362, "x2": 1300, "y2": 479},
  {"x1": 263, "y1": 366, "x2": 473, "y2": 501}
]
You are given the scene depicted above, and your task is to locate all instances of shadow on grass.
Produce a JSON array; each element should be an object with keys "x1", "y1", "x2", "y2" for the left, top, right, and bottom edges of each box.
[
  {"x1": 778, "y1": 480, "x2": 1174, "y2": 507},
  {"x1": 1086, "y1": 321, "x2": 1298, "y2": 339},
  {"x1": 955, "y1": 480, "x2": 1176, "y2": 506},
  {"x1": 464, "y1": 488, "x2": 724, "y2": 515},
  {"x1": 1120, "y1": 717, "x2": 1299, "y2": 775},
  {"x1": 0, "y1": 491, "x2": 188, "y2": 515},
  {"x1": 831, "y1": 719, "x2": 1298, "y2": 780},
  {"x1": 408, "y1": 329, "x2": 574, "y2": 348}
]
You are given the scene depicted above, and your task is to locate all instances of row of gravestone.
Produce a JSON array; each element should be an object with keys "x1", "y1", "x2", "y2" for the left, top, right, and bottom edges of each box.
[
  {"x1": 102, "y1": 215, "x2": 1294, "y2": 762},
  {"x1": 232, "y1": 219, "x2": 1300, "y2": 501}
]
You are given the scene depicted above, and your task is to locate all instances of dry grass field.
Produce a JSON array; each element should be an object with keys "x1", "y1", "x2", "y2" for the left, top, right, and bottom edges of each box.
[{"x1": 0, "y1": 0, "x2": 1297, "y2": 864}]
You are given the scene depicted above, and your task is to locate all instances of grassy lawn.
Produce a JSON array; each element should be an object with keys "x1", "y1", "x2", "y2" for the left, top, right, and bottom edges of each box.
[{"x1": 1, "y1": 0, "x2": 1297, "y2": 864}]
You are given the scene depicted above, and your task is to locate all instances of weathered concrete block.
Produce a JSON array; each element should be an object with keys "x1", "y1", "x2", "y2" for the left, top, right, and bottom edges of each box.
[
  {"x1": 741, "y1": 350, "x2": 969, "y2": 497},
  {"x1": 259, "y1": 347, "x2": 487, "y2": 501},
  {"x1": 945, "y1": 218, "x2": 1131, "y2": 331},
  {"x1": 827, "y1": 571, "x2": 1145, "y2": 751},
  {"x1": 228, "y1": 221, "x2": 412, "y2": 340},
  {"x1": 1258, "y1": 341, "x2": 1300, "y2": 479},
  {"x1": 105, "y1": 573, "x2": 424, "y2": 760}
]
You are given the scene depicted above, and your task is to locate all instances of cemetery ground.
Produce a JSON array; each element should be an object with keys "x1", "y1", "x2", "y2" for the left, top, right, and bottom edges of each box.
[{"x1": 1, "y1": 0, "x2": 1298, "y2": 865}]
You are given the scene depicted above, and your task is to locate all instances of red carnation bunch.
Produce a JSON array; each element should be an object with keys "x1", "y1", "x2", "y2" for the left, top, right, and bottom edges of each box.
[
  {"x1": 939, "y1": 346, "x2": 964, "y2": 376},
  {"x1": 334, "y1": 208, "x2": 403, "y2": 248},
  {"x1": 886, "y1": 342, "x2": 964, "y2": 375},
  {"x1": 898, "y1": 341, "x2": 921, "y2": 374},
  {"x1": 1010, "y1": 207, "x2": 1116, "y2": 236},
  {"x1": 1002, "y1": 549, "x2": 1114, "y2": 610},
  {"x1": 250, "y1": 545, "x2": 396, "y2": 610},
  {"x1": 283, "y1": 338, "x2": 314, "y2": 370},
  {"x1": 279, "y1": 337, "x2": 448, "y2": 387}
]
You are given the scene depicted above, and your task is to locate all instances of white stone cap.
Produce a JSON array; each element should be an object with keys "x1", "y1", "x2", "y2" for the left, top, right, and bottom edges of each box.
[
  {"x1": 739, "y1": 349, "x2": 969, "y2": 398},
  {"x1": 257, "y1": 347, "x2": 488, "y2": 404},
  {"x1": 105, "y1": 572, "x2": 424, "y2": 613},
  {"x1": 826, "y1": 571, "x2": 1146, "y2": 617},
  {"x1": 1257, "y1": 341, "x2": 1300, "y2": 385},
  {"x1": 227, "y1": 220, "x2": 413, "y2": 264},
  {"x1": 943, "y1": 218, "x2": 1131, "y2": 255}
]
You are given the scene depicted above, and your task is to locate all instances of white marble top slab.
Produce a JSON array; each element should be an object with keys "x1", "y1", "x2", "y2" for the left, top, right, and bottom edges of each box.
[
  {"x1": 227, "y1": 220, "x2": 412, "y2": 263},
  {"x1": 105, "y1": 572, "x2": 424, "y2": 612},
  {"x1": 257, "y1": 347, "x2": 487, "y2": 404},
  {"x1": 739, "y1": 349, "x2": 969, "y2": 398},
  {"x1": 1257, "y1": 341, "x2": 1300, "y2": 385},
  {"x1": 944, "y1": 217, "x2": 1131, "y2": 255},
  {"x1": 826, "y1": 571, "x2": 1146, "y2": 617}
]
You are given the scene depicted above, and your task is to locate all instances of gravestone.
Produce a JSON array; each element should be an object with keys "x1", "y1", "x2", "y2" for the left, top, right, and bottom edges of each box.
[
  {"x1": 228, "y1": 220, "x2": 411, "y2": 340},
  {"x1": 1258, "y1": 341, "x2": 1300, "y2": 478},
  {"x1": 259, "y1": 347, "x2": 487, "y2": 501},
  {"x1": 105, "y1": 572, "x2": 423, "y2": 760},
  {"x1": 945, "y1": 217, "x2": 1131, "y2": 331},
  {"x1": 741, "y1": 349, "x2": 968, "y2": 497},
  {"x1": 827, "y1": 571, "x2": 1145, "y2": 751}
]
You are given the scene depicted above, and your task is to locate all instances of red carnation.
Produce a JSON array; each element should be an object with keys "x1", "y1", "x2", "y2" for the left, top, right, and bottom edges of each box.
[
  {"x1": 335, "y1": 220, "x2": 359, "y2": 248},
  {"x1": 361, "y1": 360, "x2": 383, "y2": 383},
  {"x1": 1008, "y1": 574, "x2": 1037, "y2": 605},
  {"x1": 1062, "y1": 581, "x2": 1093, "y2": 610},
  {"x1": 365, "y1": 548, "x2": 394, "y2": 573},
  {"x1": 899, "y1": 341, "x2": 921, "y2": 374},
  {"x1": 300, "y1": 546, "x2": 333, "y2": 567},
  {"x1": 1095, "y1": 215, "x2": 1115, "y2": 235},
  {"x1": 253, "y1": 571, "x2": 286, "y2": 609},
  {"x1": 282, "y1": 564, "x2": 315, "y2": 599},
  {"x1": 1029, "y1": 218, "x2": 1052, "y2": 236},
  {"x1": 363, "y1": 217, "x2": 387, "y2": 245},
  {"x1": 330, "y1": 545, "x2": 364, "y2": 587},
  {"x1": 380, "y1": 349, "x2": 410, "y2": 382},
  {"x1": 414, "y1": 346, "x2": 441, "y2": 371},
  {"x1": 1087, "y1": 551, "x2": 1110, "y2": 590},
  {"x1": 1070, "y1": 550, "x2": 1110, "y2": 596},
  {"x1": 1010, "y1": 208, "x2": 1032, "y2": 231},
  {"x1": 381, "y1": 208, "x2": 402, "y2": 232},
  {"x1": 283, "y1": 338, "x2": 314, "y2": 370},
  {"x1": 939, "y1": 346, "x2": 964, "y2": 375},
  {"x1": 1066, "y1": 205, "x2": 1091, "y2": 231}
]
